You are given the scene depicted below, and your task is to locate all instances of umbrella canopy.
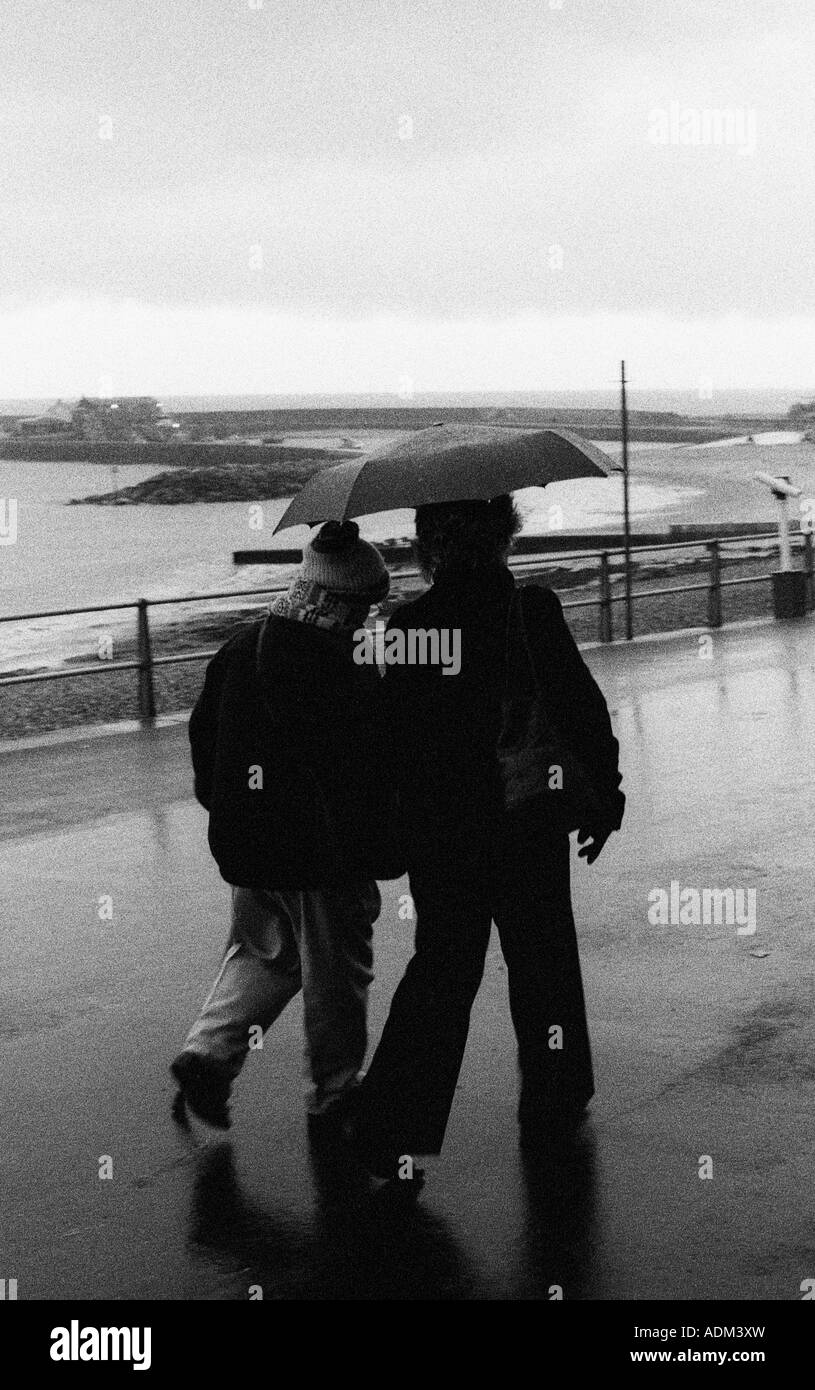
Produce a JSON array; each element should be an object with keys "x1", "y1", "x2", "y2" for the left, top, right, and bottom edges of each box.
[{"x1": 273, "y1": 423, "x2": 619, "y2": 533}]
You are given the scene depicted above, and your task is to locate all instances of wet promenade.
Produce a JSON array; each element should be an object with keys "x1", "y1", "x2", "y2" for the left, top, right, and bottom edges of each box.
[{"x1": 1, "y1": 618, "x2": 814, "y2": 1300}]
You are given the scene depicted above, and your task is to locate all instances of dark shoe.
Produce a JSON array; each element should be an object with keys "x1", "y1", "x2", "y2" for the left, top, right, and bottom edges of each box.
[
  {"x1": 379, "y1": 1166, "x2": 426, "y2": 1203},
  {"x1": 171, "y1": 1052, "x2": 232, "y2": 1130},
  {"x1": 306, "y1": 1088, "x2": 360, "y2": 1150},
  {"x1": 347, "y1": 1118, "x2": 425, "y2": 1189}
]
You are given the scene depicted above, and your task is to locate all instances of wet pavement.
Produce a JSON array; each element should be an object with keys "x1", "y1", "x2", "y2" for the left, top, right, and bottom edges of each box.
[{"x1": 1, "y1": 617, "x2": 815, "y2": 1300}]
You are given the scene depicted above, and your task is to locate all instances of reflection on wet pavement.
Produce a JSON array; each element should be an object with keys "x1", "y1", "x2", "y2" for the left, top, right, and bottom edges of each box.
[{"x1": 1, "y1": 620, "x2": 814, "y2": 1298}]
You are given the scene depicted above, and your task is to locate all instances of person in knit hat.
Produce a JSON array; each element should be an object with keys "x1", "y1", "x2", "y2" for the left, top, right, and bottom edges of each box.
[
  {"x1": 171, "y1": 520, "x2": 402, "y2": 1139},
  {"x1": 270, "y1": 519, "x2": 390, "y2": 632}
]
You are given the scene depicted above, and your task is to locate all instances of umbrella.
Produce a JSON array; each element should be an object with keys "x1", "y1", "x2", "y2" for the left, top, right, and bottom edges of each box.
[{"x1": 273, "y1": 423, "x2": 619, "y2": 533}]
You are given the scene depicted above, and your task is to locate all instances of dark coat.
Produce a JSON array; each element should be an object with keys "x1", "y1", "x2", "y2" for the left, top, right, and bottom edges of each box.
[
  {"x1": 384, "y1": 563, "x2": 625, "y2": 886},
  {"x1": 189, "y1": 614, "x2": 403, "y2": 889}
]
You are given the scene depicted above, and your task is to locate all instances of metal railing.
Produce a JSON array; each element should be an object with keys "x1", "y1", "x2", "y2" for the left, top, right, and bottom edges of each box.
[{"x1": 1, "y1": 530, "x2": 812, "y2": 722}]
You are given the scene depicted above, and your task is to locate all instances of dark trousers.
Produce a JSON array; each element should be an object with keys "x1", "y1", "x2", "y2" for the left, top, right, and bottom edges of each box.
[{"x1": 357, "y1": 829, "x2": 594, "y2": 1155}]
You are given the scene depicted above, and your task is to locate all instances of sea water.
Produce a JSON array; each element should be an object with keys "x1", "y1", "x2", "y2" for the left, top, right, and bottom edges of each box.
[{"x1": 0, "y1": 442, "x2": 726, "y2": 675}]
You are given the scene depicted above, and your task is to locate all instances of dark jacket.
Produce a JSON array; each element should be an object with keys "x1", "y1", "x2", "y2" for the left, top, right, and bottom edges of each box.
[
  {"x1": 385, "y1": 563, "x2": 624, "y2": 885},
  {"x1": 189, "y1": 614, "x2": 404, "y2": 889}
]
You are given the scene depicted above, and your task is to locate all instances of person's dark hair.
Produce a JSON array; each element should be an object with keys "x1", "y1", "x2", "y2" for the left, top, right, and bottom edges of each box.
[{"x1": 414, "y1": 495, "x2": 522, "y2": 581}]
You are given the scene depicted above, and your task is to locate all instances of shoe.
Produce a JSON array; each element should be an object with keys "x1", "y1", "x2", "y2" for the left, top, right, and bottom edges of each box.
[
  {"x1": 170, "y1": 1052, "x2": 232, "y2": 1130},
  {"x1": 347, "y1": 1117, "x2": 425, "y2": 1190},
  {"x1": 380, "y1": 1164, "x2": 426, "y2": 1203},
  {"x1": 306, "y1": 1088, "x2": 360, "y2": 1149}
]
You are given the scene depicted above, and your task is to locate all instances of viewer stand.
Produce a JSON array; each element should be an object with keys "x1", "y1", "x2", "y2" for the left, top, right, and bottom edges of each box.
[{"x1": 754, "y1": 471, "x2": 808, "y2": 619}]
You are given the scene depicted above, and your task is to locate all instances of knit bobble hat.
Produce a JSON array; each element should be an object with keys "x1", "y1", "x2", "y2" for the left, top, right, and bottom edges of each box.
[{"x1": 300, "y1": 520, "x2": 390, "y2": 601}]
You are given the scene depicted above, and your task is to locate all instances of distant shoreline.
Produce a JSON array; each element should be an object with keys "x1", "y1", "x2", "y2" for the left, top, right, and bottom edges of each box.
[
  {"x1": 0, "y1": 402, "x2": 796, "y2": 470},
  {"x1": 2, "y1": 388, "x2": 811, "y2": 416},
  {"x1": 0, "y1": 407, "x2": 791, "y2": 509}
]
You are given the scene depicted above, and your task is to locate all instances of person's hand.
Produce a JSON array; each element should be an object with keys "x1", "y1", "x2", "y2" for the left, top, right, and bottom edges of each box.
[{"x1": 576, "y1": 824, "x2": 613, "y2": 864}]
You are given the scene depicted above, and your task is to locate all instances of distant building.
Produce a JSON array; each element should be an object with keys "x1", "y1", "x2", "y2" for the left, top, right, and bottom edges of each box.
[
  {"x1": 71, "y1": 396, "x2": 163, "y2": 441},
  {"x1": 45, "y1": 398, "x2": 76, "y2": 424},
  {"x1": 154, "y1": 416, "x2": 183, "y2": 436},
  {"x1": 12, "y1": 399, "x2": 75, "y2": 436}
]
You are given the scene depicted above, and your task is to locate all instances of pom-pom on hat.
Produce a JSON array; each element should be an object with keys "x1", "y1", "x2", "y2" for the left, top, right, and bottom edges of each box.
[{"x1": 299, "y1": 520, "x2": 389, "y2": 601}]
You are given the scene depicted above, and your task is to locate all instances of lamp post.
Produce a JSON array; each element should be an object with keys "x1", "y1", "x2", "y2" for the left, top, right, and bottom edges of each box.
[{"x1": 620, "y1": 360, "x2": 633, "y2": 640}]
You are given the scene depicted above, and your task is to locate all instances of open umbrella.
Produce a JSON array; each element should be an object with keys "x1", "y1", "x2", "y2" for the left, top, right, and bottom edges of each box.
[{"x1": 273, "y1": 423, "x2": 619, "y2": 533}]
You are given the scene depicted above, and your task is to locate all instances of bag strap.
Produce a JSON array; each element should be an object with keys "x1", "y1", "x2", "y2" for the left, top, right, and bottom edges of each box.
[
  {"x1": 515, "y1": 589, "x2": 541, "y2": 693},
  {"x1": 255, "y1": 613, "x2": 270, "y2": 679},
  {"x1": 501, "y1": 592, "x2": 513, "y2": 699},
  {"x1": 504, "y1": 588, "x2": 574, "y2": 749},
  {"x1": 512, "y1": 589, "x2": 588, "y2": 762},
  {"x1": 502, "y1": 588, "x2": 539, "y2": 700}
]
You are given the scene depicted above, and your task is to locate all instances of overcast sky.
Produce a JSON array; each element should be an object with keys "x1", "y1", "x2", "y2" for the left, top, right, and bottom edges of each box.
[{"x1": 2, "y1": 0, "x2": 815, "y2": 397}]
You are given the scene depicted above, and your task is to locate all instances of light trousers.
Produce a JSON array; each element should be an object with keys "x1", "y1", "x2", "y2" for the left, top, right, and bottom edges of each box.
[{"x1": 184, "y1": 880, "x2": 380, "y2": 1114}]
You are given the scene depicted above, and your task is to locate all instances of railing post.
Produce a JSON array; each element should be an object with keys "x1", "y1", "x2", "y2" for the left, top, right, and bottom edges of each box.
[
  {"x1": 804, "y1": 532, "x2": 814, "y2": 611},
  {"x1": 599, "y1": 551, "x2": 613, "y2": 643},
  {"x1": 136, "y1": 598, "x2": 156, "y2": 722},
  {"x1": 706, "y1": 541, "x2": 722, "y2": 629}
]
